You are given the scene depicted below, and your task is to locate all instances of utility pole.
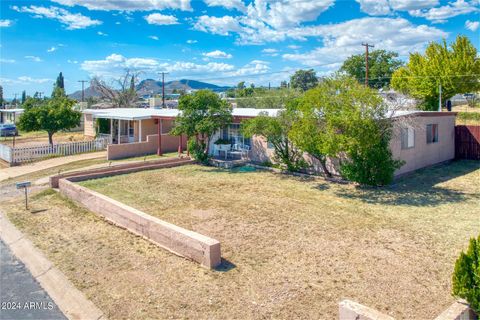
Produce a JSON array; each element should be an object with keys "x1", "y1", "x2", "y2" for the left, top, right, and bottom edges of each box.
[
  {"x1": 158, "y1": 72, "x2": 169, "y2": 108},
  {"x1": 13, "y1": 93, "x2": 19, "y2": 108},
  {"x1": 361, "y1": 43, "x2": 374, "y2": 87},
  {"x1": 78, "y1": 80, "x2": 88, "y2": 102}
]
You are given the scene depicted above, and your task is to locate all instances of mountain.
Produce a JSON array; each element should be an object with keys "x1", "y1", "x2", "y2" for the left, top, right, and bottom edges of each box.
[
  {"x1": 136, "y1": 79, "x2": 231, "y2": 96},
  {"x1": 68, "y1": 79, "x2": 231, "y2": 100}
]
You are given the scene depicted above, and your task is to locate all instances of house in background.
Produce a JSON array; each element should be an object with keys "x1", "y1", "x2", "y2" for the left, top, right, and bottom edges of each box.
[
  {"x1": 0, "y1": 108, "x2": 24, "y2": 124},
  {"x1": 82, "y1": 108, "x2": 457, "y2": 177}
]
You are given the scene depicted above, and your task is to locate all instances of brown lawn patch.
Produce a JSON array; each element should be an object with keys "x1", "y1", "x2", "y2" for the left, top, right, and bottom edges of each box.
[{"x1": 2, "y1": 160, "x2": 479, "y2": 319}]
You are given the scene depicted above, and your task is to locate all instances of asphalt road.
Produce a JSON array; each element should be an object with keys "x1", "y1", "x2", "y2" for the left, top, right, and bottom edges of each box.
[{"x1": 0, "y1": 239, "x2": 66, "y2": 320}]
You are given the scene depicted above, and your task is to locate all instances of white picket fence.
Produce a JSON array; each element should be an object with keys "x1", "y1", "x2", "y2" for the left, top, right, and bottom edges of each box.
[{"x1": 0, "y1": 137, "x2": 109, "y2": 164}]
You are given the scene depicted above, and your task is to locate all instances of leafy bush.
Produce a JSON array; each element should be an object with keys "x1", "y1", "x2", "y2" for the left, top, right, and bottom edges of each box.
[
  {"x1": 452, "y1": 235, "x2": 480, "y2": 312},
  {"x1": 340, "y1": 135, "x2": 404, "y2": 186},
  {"x1": 187, "y1": 138, "x2": 209, "y2": 164}
]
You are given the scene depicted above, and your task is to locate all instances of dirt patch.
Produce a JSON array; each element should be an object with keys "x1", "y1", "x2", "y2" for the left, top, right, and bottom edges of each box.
[{"x1": 2, "y1": 161, "x2": 479, "y2": 319}]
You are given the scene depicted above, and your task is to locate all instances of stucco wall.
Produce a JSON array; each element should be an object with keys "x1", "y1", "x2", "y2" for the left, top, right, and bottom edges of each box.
[
  {"x1": 84, "y1": 114, "x2": 95, "y2": 138},
  {"x1": 107, "y1": 133, "x2": 186, "y2": 160},
  {"x1": 391, "y1": 115, "x2": 456, "y2": 176}
]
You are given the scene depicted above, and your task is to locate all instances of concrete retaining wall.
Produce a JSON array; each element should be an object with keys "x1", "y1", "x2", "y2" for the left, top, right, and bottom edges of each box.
[
  {"x1": 58, "y1": 178, "x2": 221, "y2": 268},
  {"x1": 434, "y1": 301, "x2": 477, "y2": 320},
  {"x1": 107, "y1": 134, "x2": 186, "y2": 160},
  {"x1": 50, "y1": 157, "x2": 194, "y2": 188}
]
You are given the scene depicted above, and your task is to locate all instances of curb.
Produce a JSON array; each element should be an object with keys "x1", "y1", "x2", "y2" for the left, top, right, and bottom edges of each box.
[{"x1": 0, "y1": 210, "x2": 105, "y2": 320}]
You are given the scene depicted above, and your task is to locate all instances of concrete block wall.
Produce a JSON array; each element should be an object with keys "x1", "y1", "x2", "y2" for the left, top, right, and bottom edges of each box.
[
  {"x1": 107, "y1": 134, "x2": 186, "y2": 160},
  {"x1": 58, "y1": 178, "x2": 221, "y2": 268}
]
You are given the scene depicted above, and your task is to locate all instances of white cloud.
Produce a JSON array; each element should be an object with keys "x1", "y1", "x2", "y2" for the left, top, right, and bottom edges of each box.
[
  {"x1": 47, "y1": 46, "x2": 57, "y2": 52},
  {"x1": 17, "y1": 76, "x2": 53, "y2": 84},
  {"x1": 97, "y1": 31, "x2": 108, "y2": 36},
  {"x1": 203, "y1": 50, "x2": 233, "y2": 59},
  {"x1": 0, "y1": 58, "x2": 15, "y2": 63},
  {"x1": 409, "y1": 0, "x2": 479, "y2": 23},
  {"x1": 0, "y1": 19, "x2": 13, "y2": 27},
  {"x1": 145, "y1": 13, "x2": 179, "y2": 25},
  {"x1": 355, "y1": 0, "x2": 439, "y2": 15},
  {"x1": 186, "y1": 39, "x2": 198, "y2": 44},
  {"x1": 262, "y1": 48, "x2": 279, "y2": 56},
  {"x1": 12, "y1": 5, "x2": 102, "y2": 30},
  {"x1": 287, "y1": 45, "x2": 301, "y2": 49},
  {"x1": 25, "y1": 56, "x2": 43, "y2": 62},
  {"x1": 465, "y1": 19, "x2": 480, "y2": 31},
  {"x1": 283, "y1": 17, "x2": 448, "y2": 68},
  {"x1": 67, "y1": 59, "x2": 78, "y2": 64},
  {"x1": 203, "y1": 0, "x2": 247, "y2": 12},
  {"x1": 50, "y1": 0, "x2": 192, "y2": 11},
  {"x1": 194, "y1": 15, "x2": 241, "y2": 35},
  {"x1": 149, "y1": 35, "x2": 159, "y2": 40}
]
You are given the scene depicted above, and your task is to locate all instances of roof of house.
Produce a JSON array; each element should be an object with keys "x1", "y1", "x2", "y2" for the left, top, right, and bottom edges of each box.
[{"x1": 83, "y1": 108, "x2": 282, "y2": 120}]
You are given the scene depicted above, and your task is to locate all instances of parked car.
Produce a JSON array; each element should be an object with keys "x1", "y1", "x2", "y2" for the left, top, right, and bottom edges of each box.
[{"x1": 0, "y1": 123, "x2": 18, "y2": 137}]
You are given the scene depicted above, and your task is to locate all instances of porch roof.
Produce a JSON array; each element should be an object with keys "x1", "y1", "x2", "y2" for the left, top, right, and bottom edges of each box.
[{"x1": 84, "y1": 107, "x2": 282, "y2": 121}]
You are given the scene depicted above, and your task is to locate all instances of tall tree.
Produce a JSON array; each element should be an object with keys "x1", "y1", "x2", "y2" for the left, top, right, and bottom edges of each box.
[
  {"x1": 290, "y1": 69, "x2": 318, "y2": 91},
  {"x1": 21, "y1": 90, "x2": 26, "y2": 104},
  {"x1": 340, "y1": 49, "x2": 404, "y2": 88},
  {"x1": 0, "y1": 85, "x2": 3, "y2": 106},
  {"x1": 91, "y1": 70, "x2": 140, "y2": 108},
  {"x1": 18, "y1": 95, "x2": 81, "y2": 145},
  {"x1": 172, "y1": 90, "x2": 232, "y2": 156},
  {"x1": 392, "y1": 35, "x2": 480, "y2": 111},
  {"x1": 236, "y1": 88, "x2": 300, "y2": 109},
  {"x1": 242, "y1": 110, "x2": 306, "y2": 172},
  {"x1": 56, "y1": 72, "x2": 65, "y2": 89}
]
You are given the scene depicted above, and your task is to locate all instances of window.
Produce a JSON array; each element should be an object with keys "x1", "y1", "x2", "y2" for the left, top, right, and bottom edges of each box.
[
  {"x1": 221, "y1": 124, "x2": 250, "y2": 147},
  {"x1": 401, "y1": 127, "x2": 415, "y2": 149},
  {"x1": 426, "y1": 124, "x2": 439, "y2": 144}
]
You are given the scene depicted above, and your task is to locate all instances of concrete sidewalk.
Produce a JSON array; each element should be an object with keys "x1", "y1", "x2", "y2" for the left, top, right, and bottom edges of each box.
[{"x1": 0, "y1": 152, "x2": 106, "y2": 182}]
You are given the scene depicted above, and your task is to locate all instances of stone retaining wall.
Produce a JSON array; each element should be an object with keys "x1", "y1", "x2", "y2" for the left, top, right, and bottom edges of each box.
[{"x1": 58, "y1": 178, "x2": 221, "y2": 268}]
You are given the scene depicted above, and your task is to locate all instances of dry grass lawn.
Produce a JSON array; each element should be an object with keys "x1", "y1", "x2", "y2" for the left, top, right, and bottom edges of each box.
[
  {"x1": 1, "y1": 130, "x2": 88, "y2": 147},
  {"x1": 2, "y1": 161, "x2": 479, "y2": 319}
]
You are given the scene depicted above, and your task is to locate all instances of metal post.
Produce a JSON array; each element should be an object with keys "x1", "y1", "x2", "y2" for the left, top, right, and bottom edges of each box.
[
  {"x1": 138, "y1": 120, "x2": 142, "y2": 142},
  {"x1": 438, "y1": 84, "x2": 442, "y2": 112},
  {"x1": 24, "y1": 187, "x2": 28, "y2": 210},
  {"x1": 117, "y1": 119, "x2": 121, "y2": 144}
]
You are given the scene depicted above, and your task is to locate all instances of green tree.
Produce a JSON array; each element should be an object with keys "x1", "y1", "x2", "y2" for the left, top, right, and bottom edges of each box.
[
  {"x1": 280, "y1": 81, "x2": 288, "y2": 89},
  {"x1": 236, "y1": 88, "x2": 300, "y2": 109},
  {"x1": 237, "y1": 81, "x2": 246, "y2": 90},
  {"x1": 392, "y1": 36, "x2": 480, "y2": 111},
  {"x1": 172, "y1": 90, "x2": 232, "y2": 160},
  {"x1": 56, "y1": 72, "x2": 65, "y2": 90},
  {"x1": 0, "y1": 85, "x2": 3, "y2": 106},
  {"x1": 291, "y1": 75, "x2": 403, "y2": 185},
  {"x1": 242, "y1": 110, "x2": 306, "y2": 172},
  {"x1": 340, "y1": 49, "x2": 403, "y2": 88},
  {"x1": 452, "y1": 235, "x2": 480, "y2": 312},
  {"x1": 21, "y1": 90, "x2": 26, "y2": 104},
  {"x1": 18, "y1": 95, "x2": 81, "y2": 145},
  {"x1": 290, "y1": 69, "x2": 318, "y2": 91}
]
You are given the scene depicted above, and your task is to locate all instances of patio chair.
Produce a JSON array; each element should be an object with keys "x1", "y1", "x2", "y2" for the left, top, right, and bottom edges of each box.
[{"x1": 231, "y1": 144, "x2": 251, "y2": 159}]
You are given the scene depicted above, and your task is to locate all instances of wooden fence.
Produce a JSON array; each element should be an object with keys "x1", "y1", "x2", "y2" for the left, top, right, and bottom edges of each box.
[
  {"x1": 455, "y1": 125, "x2": 480, "y2": 160},
  {"x1": 0, "y1": 137, "x2": 109, "y2": 164}
]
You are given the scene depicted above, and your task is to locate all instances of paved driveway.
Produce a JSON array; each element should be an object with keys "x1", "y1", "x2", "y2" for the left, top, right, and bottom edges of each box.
[{"x1": 0, "y1": 239, "x2": 66, "y2": 320}]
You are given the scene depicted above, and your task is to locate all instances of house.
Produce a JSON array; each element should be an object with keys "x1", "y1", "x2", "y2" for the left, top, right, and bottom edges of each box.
[
  {"x1": 82, "y1": 108, "x2": 457, "y2": 177},
  {"x1": 0, "y1": 108, "x2": 24, "y2": 124}
]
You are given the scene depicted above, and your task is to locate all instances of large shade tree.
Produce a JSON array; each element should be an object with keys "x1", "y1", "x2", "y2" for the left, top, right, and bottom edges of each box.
[
  {"x1": 18, "y1": 92, "x2": 81, "y2": 145},
  {"x1": 91, "y1": 70, "x2": 140, "y2": 108},
  {"x1": 340, "y1": 49, "x2": 404, "y2": 88},
  {"x1": 290, "y1": 69, "x2": 318, "y2": 92},
  {"x1": 172, "y1": 90, "x2": 232, "y2": 160},
  {"x1": 391, "y1": 35, "x2": 480, "y2": 111}
]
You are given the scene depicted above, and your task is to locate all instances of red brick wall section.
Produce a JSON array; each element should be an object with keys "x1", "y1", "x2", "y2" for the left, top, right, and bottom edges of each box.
[{"x1": 58, "y1": 178, "x2": 221, "y2": 269}]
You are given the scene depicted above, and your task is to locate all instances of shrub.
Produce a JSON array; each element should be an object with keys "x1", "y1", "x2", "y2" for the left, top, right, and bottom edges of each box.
[
  {"x1": 452, "y1": 235, "x2": 480, "y2": 312},
  {"x1": 187, "y1": 138, "x2": 209, "y2": 164}
]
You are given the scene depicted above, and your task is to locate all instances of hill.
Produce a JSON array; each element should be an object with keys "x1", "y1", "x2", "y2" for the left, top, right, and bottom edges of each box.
[{"x1": 69, "y1": 79, "x2": 231, "y2": 100}]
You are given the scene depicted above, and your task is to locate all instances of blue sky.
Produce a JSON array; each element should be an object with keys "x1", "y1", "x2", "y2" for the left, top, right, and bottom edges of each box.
[{"x1": 0, "y1": 0, "x2": 479, "y2": 98}]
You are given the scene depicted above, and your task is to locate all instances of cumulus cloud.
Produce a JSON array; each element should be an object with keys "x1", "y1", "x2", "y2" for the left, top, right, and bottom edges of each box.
[
  {"x1": 97, "y1": 31, "x2": 108, "y2": 36},
  {"x1": 12, "y1": 5, "x2": 102, "y2": 30},
  {"x1": 262, "y1": 48, "x2": 279, "y2": 56},
  {"x1": 145, "y1": 13, "x2": 179, "y2": 25},
  {"x1": 0, "y1": 58, "x2": 15, "y2": 63},
  {"x1": 194, "y1": 15, "x2": 241, "y2": 35},
  {"x1": 409, "y1": 0, "x2": 479, "y2": 23},
  {"x1": 186, "y1": 39, "x2": 198, "y2": 44},
  {"x1": 0, "y1": 19, "x2": 13, "y2": 27},
  {"x1": 47, "y1": 46, "x2": 57, "y2": 52},
  {"x1": 149, "y1": 35, "x2": 159, "y2": 40},
  {"x1": 283, "y1": 17, "x2": 448, "y2": 68},
  {"x1": 50, "y1": 0, "x2": 192, "y2": 11},
  {"x1": 17, "y1": 76, "x2": 53, "y2": 84},
  {"x1": 203, "y1": 50, "x2": 233, "y2": 59},
  {"x1": 203, "y1": 0, "x2": 247, "y2": 12},
  {"x1": 25, "y1": 56, "x2": 43, "y2": 62},
  {"x1": 465, "y1": 19, "x2": 479, "y2": 31},
  {"x1": 355, "y1": 0, "x2": 439, "y2": 15}
]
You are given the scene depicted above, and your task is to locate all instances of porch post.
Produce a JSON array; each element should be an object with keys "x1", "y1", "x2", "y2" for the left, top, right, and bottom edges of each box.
[
  {"x1": 110, "y1": 119, "x2": 113, "y2": 143},
  {"x1": 178, "y1": 135, "x2": 182, "y2": 156},
  {"x1": 157, "y1": 118, "x2": 163, "y2": 156},
  {"x1": 117, "y1": 119, "x2": 121, "y2": 144},
  {"x1": 127, "y1": 121, "x2": 130, "y2": 142},
  {"x1": 139, "y1": 120, "x2": 142, "y2": 142}
]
